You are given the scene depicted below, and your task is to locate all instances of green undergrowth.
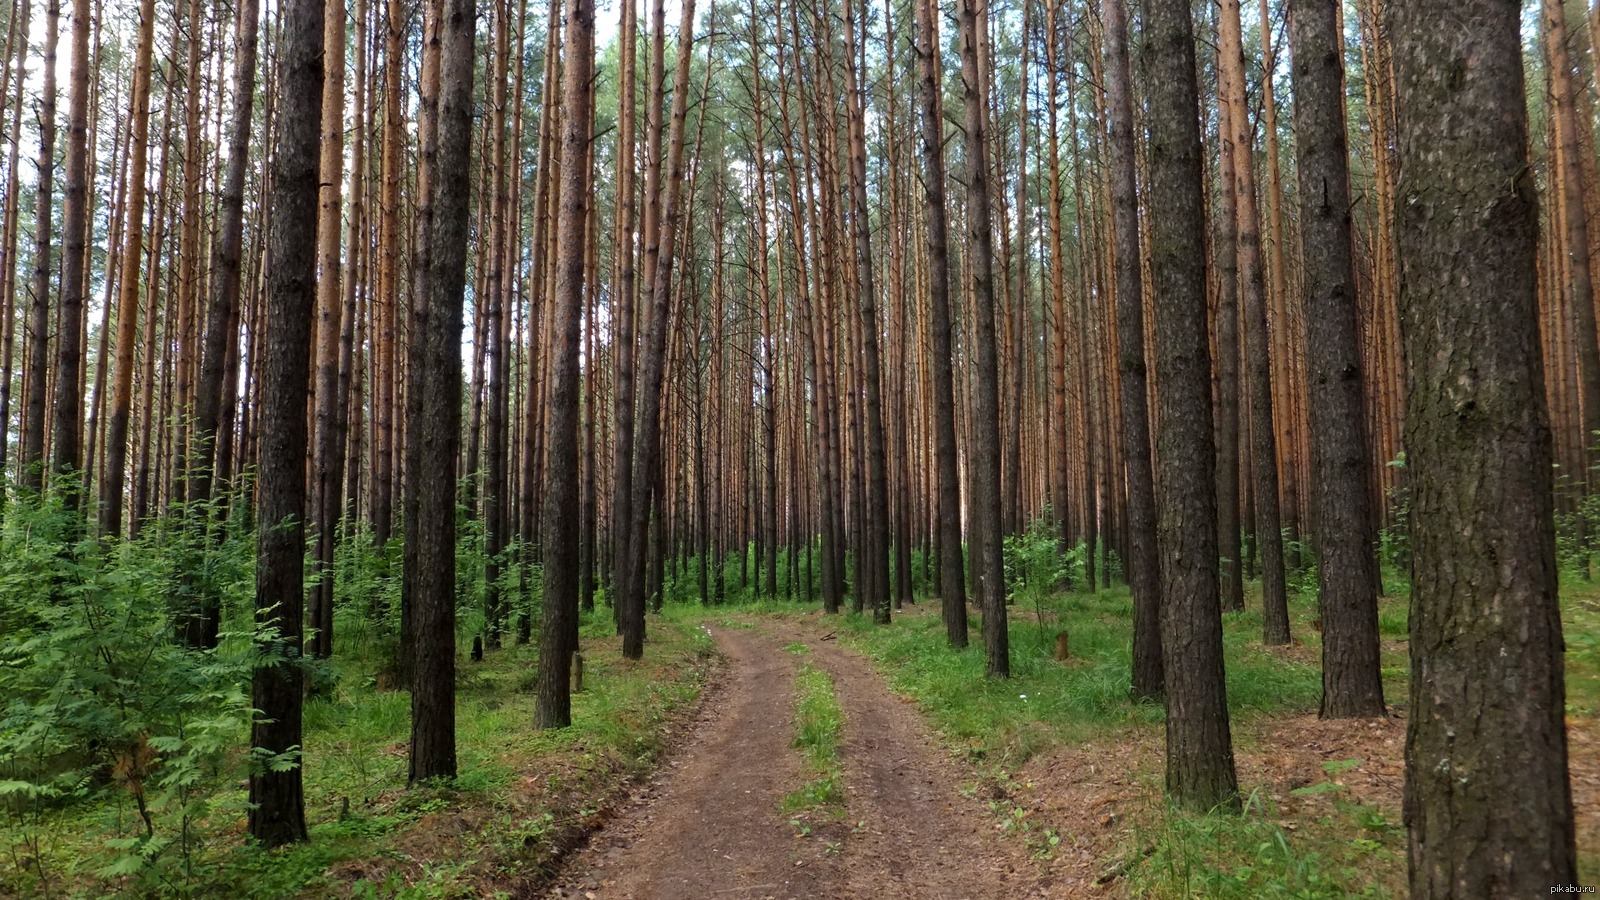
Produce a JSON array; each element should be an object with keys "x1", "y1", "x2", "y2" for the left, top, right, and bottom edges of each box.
[
  {"x1": 1118, "y1": 789, "x2": 1403, "y2": 899},
  {"x1": 827, "y1": 586, "x2": 1410, "y2": 765},
  {"x1": 781, "y1": 659, "x2": 845, "y2": 821},
  {"x1": 673, "y1": 568, "x2": 1420, "y2": 898},
  {"x1": 2, "y1": 608, "x2": 713, "y2": 899}
]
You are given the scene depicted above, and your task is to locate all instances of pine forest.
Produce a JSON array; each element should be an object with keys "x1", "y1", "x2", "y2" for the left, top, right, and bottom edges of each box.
[{"x1": 0, "y1": 0, "x2": 1592, "y2": 896}]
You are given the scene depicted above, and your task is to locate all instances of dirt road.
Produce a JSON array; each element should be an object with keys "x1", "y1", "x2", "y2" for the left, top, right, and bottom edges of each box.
[{"x1": 547, "y1": 620, "x2": 1052, "y2": 899}]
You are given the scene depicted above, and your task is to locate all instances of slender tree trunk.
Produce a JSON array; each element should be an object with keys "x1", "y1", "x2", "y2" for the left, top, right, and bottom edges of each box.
[
  {"x1": 611, "y1": 0, "x2": 639, "y2": 625},
  {"x1": 100, "y1": 0, "x2": 157, "y2": 535},
  {"x1": 841, "y1": 0, "x2": 891, "y2": 625},
  {"x1": 250, "y1": 0, "x2": 324, "y2": 846},
  {"x1": 914, "y1": 0, "x2": 967, "y2": 648},
  {"x1": 20, "y1": 0, "x2": 59, "y2": 495},
  {"x1": 372, "y1": 0, "x2": 405, "y2": 549},
  {"x1": 310, "y1": 0, "x2": 348, "y2": 659},
  {"x1": 407, "y1": 0, "x2": 472, "y2": 780},
  {"x1": 1547, "y1": 0, "x2": 1600, "y2": 502},
  {"x1": 1220, "y1": 0, "x2": 1290, "y2": 644},
  {"x1": 622, "y1": 0, "x2": 696, "y2": 659},
  {"x1": 538, "y1": 0, "x2": 595, "y2": 726},
  {"x1": 1288, "y1": 0, "x2": 1385, "y2": 719},
  {"x1": 1213, "y1": 20, "x2": 1244, "y2": 614},
  {"x1": 957, "y1": 0, "x2": 1008, "y2": 678},
  {"x1": 1104, "y1": 0, "x2": 1162, "y2": 701},
  {"x1": 49, "y1": 0, "x2": 90, "y2": 507}
]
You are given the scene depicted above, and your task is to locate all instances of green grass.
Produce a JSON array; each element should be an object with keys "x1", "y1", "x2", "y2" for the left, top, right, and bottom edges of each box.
[
  {"x1": 801, "y1": 577, "x2": 1418, "y2": 898},
  {"x1": 781, "y1": 660, "x2": 845, "y2": 815},
  {"x1": 1, "y1": 608, "x2": 713, "y2": 899},
  {"x1": 1120, "y1": 791, "x2": 1402, "y2": 899}
]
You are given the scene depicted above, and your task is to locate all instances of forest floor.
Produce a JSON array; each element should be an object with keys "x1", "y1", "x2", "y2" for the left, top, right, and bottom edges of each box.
[
  {"x1": 543, "y1": 575, "x2": 1600, "y2": 900},
  {"x1": 10, "y1": 573, "x2": 1600, "y2": 898}
]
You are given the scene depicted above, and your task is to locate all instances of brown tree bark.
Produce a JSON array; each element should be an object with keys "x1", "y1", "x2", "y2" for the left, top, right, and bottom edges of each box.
[
  {"x1": 611, "y1": 0, "x2": 640, "y2": 624},
  {"x1": 1287, "y1": 0, "x2": 1385, "y2": 719},
  {"x1": 1547, "y1": 0, "x2": 1600, "y2": 505},
  {"x1": 371, "y1": 0, "x2": 405, "y2": 548},
  {"x1": 250, "y1": 0, "x2": 323, "y2": 846},
  {"x1": 1389, "y1": 0, "x2": 1578, "y2": 891},
  {"x1": 19, "y1": 0, "x2": 59, "y2": 495},
  {"x1": 407, "y1": 0, "x2": 473, "y2": 780},
  {"x1": 621, "y1": 0, "x2": 696, "y2": 659},
  {"x1": 1141, "y1": 0, "x2": 1239, "y2": 812},
  {"x1": 309, "y1": 0, "x2": 348, "y2": 659},
  {"x1": 1213, "y1": 19, "x2": 1244, "y2": 614},
  {"x1": 50, "y1": 0, "x2": 90, "y2": 505},
  {"x1": 100, "y1": 0, "x2": 157, "y2": 535},
  {"x1": 537, "y1": 0, "x2": 596, "y2": 727},
  {"x1": 957, "y1": 0, "x2": 1007, "y2": 678},
  {"x1": 913, "y1": 0, "x2": 967, "y2": 648},
  {"x1": 1104, "y1": 0, "x2": 1162, "y2": 702},
  {"x1": 841, "y1": 0, "x2": 891, "y2": 625},
  {"x1": 0, "y1": 0, "x2": 25, "y2": 505},
  {"x1": 1219, "y1": 0, "x2": 1289, "y2": 644}
]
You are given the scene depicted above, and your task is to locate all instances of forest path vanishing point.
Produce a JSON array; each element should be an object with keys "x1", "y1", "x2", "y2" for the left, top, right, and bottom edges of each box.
[{"x1": 546, "y1": 619, "x2": 1056, "y2": 899}]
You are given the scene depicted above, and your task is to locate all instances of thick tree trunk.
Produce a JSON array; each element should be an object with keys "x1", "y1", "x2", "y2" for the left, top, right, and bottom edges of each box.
[
  {"x1": 1140, "y1": 0, "x2": 1239, "y2": 812},
  {"x1": 1287, "y1": 0, "x2": 1385, "y2": 719},
  {"x1": 250, "y1": 0, "x2": 323, "y2": 846},
  {"x1": 1389, "y1": 1, "x2": 1578, "y2": 892}
]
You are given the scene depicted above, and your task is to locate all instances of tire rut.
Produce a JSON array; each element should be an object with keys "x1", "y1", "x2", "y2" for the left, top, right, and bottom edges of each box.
[
  {"x1": 546, "y1": 625, "x2": 836, "y2": 899},
  {"x1": 547, "y1": 619, "x2": 1053, "y2": 899},
  {"x1": 762, "y1": 621, "x2": 1054, "y2": 899}
]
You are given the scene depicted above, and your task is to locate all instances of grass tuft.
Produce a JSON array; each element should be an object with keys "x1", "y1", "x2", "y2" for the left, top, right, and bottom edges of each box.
[{"x1": 781, "y1": 662, "x2": 845, "y2": 814}]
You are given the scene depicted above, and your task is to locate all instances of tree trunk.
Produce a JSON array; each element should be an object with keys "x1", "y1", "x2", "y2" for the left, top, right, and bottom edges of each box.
[
  {"x1": 1389, "y1": 0, "x2": 1578, "y2": 891},
  {"x1": 841, "y1": 0, "x2": 891, "y2": 625},
  {"x1": 250, "y1": 0, "x2": 323, "y2": 846},
  {"x1": 957, "y1": 0, "x2": 1007, "y2": 679},
  {"x1": 1140, "y1": 0, "x2": 1239, "y2": 812},
  {"x1": 51, "y1": 0, "x2": 88, "y2": 503},
  {"x1": 622, "y1": 0, "x2": 696, "y2": 659},
  {"x1": 1548, "y1": 0, "x2": 1600, "y2": 518},
  {"x1": 1103, "y1": 0, "x2": 1162, "y2": 702},
  {"x1": 407, "y1": 0, "x2": 473, "y2": 780},
  {"x1": 309, "y1": 0, "x2": 347, "y2": 659},
  {"x1": 538, "y1": 0, "x2": 596, "y2": 728},
  {"x1": 1213, "y1": 19, "x2": 1244, "y2": 614},
  {"x1": 19, "y1": 0, "x2": 58, "y2": 495},
  {"x1": 1287, "y1": 0, "x2": 1385, "y2": 719},
  {"x1": 100, "y1": 0, "x2": 158, "y2": 536},
  {"x1": 1220, "y1": 0, "x2": 1289, "y2": 644}
]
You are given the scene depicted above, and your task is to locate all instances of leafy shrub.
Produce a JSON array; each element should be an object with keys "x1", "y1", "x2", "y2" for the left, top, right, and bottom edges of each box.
[{"x1": 0, "y1": 494, "x2": 285, "y2": 896}]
